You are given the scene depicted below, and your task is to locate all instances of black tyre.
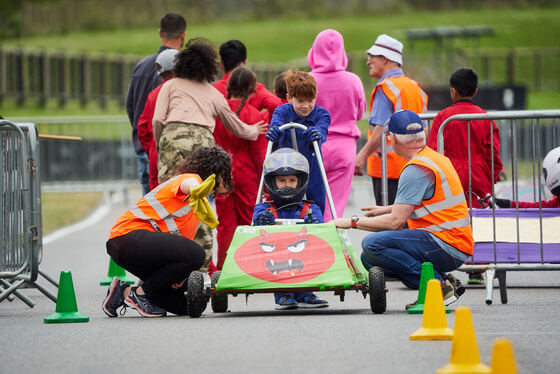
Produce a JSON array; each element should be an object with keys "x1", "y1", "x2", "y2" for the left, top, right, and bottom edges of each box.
[
  {"x1": 368, "y1": 266, "x2": 386, "y2": 314},
  {"x1": 211, "y1": 271, "x2": 228, "y2": 313},
  {"x1": 186, "y1": 271, "x2": 208, "y2": 318}
]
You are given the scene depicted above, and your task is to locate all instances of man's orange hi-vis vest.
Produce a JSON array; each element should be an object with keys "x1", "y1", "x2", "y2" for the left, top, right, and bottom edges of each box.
[
  {"x1": 109, "y1": 173, "x2": 202, "y2": 240},
  {"x1": 367, "y1": 76, "x2": 428, "y2": 178},
  {"x1": 405, "y1": 147, "x2": 474, "y2": 255}
]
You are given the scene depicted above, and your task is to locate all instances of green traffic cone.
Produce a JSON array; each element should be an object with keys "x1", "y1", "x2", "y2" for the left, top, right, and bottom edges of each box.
[
  {"x1": 100, "y1": 258, "x2": 135, "y2": 286},
  {"x1": 408, "y1": 262, "x2": 450, "y2": 314},
  {"x1": 44, "y1": 271, "x2": 89, "y2": 324}
]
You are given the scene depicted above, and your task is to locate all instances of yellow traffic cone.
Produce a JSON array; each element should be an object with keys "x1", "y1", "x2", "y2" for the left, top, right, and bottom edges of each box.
[
  {"x1": 410, "y1": 279, "x2": 453, "y2": 340},
  {"x1": 436, "y1": 307, "x2": 491, "y2": 373},
  {"x1": 490, "y1": 338, "x2": 518, "y2": 374}
]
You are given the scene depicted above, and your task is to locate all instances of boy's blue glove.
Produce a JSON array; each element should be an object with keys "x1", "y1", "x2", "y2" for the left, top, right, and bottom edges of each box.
[
  {"x1": 266, "y1": 127, "x2": 284, "y2": 142},
  {"x1": 304, "y1": 127, "x2": 321, "y2": 143},
  {"x1": 303, "y1": 214, "x2": 319, "y2": 224},
  {"x1": 256, "y1": 211, "x2": 276, "y2": 225}
]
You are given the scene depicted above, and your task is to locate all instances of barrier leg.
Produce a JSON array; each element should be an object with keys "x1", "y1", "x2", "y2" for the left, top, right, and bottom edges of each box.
[
  {"x1": 28, "y1": 281, "x2": 57, "y2": 303},
  {"x1": 0, "y1": 278, "x2": 36, "y2": 307},
  {"x1": 484, "y1": 268, "x2": 495, "y2": 305},
  {"x1": 39, "y1": 269, "x2": 59, "y2": 287},
  {"x1": 496, "y1": 270, "x2": 508, "y2": 304}
]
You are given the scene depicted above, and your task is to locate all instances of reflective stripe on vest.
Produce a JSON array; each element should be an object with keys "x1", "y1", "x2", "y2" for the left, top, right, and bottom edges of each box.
[
  {"x1": 405, "y1": 147, "x2": 474, "y2": 255},
  {"x1": 129, "y1": 174, "x2": 195, "y2": 236},
  {"x1": 367, "y1": 76, "x2": 428, "y2": 178}
]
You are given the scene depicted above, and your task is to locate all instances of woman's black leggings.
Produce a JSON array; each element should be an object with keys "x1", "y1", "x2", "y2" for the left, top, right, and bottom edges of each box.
[{"x1": 106, "y1": 229, "x2": 205, "y2": 315}]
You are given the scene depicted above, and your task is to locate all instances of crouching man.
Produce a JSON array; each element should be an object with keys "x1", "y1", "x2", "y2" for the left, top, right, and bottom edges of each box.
[{"x1": 335, "y1": 110, "x2": 473, "y2": 309}]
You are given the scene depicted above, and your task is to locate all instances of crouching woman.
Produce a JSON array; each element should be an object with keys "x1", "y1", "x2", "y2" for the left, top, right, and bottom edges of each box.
[{"x1": 102, "y1": 146, "x2": 232, "y2": 317}]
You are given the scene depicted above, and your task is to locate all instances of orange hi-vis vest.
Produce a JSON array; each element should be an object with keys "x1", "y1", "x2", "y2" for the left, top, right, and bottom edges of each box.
[
  {"x1": 109, "y1": 173, "x2": 202, "y2": 240},
  {"x1": 405, "y1": 147, "x2": 474, "y2": 255},
  {"x1": 367, "y1": 76, "x2": 428, "y2": 178}
]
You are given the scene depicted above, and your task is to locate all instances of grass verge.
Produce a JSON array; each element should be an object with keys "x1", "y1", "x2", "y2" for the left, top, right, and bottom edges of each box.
[{"x1": 41, "y1": 192, "x2": 103, "y2": 235}]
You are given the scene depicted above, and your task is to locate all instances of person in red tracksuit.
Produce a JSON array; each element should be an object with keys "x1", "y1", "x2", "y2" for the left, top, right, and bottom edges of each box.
[
  {"x1": 214, "y1": 40, "x2": 282, "y2": 120},
  {"x1": 137, "y1": 49, "x2": 179, "y2": 191},
  {"x1": 494, "y1": 146, "x2": 560, "y2": 209},
  {"x1": 213, "y1": 66, "x2": 270, "y2": 270}
]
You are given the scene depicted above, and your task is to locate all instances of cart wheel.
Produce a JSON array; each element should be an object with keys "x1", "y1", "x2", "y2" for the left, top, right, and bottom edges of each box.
[
  {"x1": 211, "y1": 271, "x2": 228, "y2": 313},
  {"x1": 368, "y1": 266, "x2": 386, "y2": 314},
  {"x1": 186, "y1": 271, "x2": 208, "y2": 318}
]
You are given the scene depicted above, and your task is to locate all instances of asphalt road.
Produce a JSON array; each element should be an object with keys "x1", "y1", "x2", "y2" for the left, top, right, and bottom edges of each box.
[{"x1": 1, "y1": 176, "x2": 559, "y2": 374}]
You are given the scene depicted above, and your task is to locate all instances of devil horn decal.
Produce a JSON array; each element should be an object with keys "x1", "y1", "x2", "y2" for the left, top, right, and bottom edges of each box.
[
  {"x1": 260, "y1": 229, "x2": 272, "y2": 239},
  {"x1": 295, "y1": 227, "x2": 308, "y2": 238}
]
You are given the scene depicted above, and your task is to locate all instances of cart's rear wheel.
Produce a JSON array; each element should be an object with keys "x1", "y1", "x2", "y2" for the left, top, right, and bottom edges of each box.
[
  {"x1": 186, "y1": 271, "x2": 207, "y2": 318},
  {"x1": 211, "y1": 271, "x2": 228, "y2": 313},
  {"x1": 368, "y1": 266, "x2": 386, "y2": 314}
]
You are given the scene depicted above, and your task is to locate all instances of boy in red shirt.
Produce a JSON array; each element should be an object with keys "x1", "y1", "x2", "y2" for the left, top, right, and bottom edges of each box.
[{"x1": 428, "y1": 68, "x2": 503, "y2": 209}]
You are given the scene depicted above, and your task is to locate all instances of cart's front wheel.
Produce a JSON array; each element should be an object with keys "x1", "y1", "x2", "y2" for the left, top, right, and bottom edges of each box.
[
  {"x1": 368, "y1": 266, "x2": 386, "y2": 314},
  {"x1": 186, "y1": 271, "x2": 208, "y2": 318},
  {"x1": 211, "y1": 271, "x2": 228, "y2": 313}
]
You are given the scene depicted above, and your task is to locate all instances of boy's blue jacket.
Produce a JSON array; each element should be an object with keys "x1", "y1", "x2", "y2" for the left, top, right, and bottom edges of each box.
[
  {"x1": 253, "y1": 201, "x2": 324, "y2": 224},
  {"x1": 269, "y1": 103, "x2": 330, "y2": 150},
  {"x1": 269, "y1": 103, "x2": 331, "y2": 213}
]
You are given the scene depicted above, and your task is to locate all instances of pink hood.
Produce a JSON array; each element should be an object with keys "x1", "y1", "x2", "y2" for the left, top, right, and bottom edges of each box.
[{"x1": 307, "y1": 29, "x2": 348, "y2": 73}]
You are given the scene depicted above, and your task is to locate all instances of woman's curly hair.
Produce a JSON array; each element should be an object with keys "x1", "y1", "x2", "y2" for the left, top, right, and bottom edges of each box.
[
  {"x1": 174, "y1": 38, "x2": 219, "y2": 83},
  {"x1": 176, "y1": 146, "x2": 233, "y2": 191}
]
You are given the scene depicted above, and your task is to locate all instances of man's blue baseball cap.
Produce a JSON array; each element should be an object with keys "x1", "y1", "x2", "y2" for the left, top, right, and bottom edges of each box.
[{"x1": 388, "y1": 110, "x2": 424, "y2": 135}]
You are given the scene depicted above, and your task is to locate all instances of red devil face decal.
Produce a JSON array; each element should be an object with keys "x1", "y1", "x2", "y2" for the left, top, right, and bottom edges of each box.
[{"x1": 234, "y1": 227, "x2": 335, "y2": 283}]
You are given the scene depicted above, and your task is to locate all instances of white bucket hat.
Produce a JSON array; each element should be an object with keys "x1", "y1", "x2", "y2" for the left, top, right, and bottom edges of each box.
[
  {"x1": 155, "y1": 48, "x2": 179, "y2": 75},
  {"x1": 366, "y1": 34, "x2": 403, "y2": 66}
]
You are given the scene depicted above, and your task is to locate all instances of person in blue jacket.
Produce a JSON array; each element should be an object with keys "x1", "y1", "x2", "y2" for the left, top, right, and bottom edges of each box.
[
  {"x1": 253, "y1": 148, "x2": 329, "y2": 310},
  {"x1": 266, "y1": 70, "x2": 331, "y2": 214}
]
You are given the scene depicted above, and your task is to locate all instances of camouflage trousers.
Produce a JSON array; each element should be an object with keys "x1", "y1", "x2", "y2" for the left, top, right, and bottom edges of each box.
[
  {"x1": 157, "y1": 122, "x2": 215, "y2": 183},
  {"x1": 157, "y1": 122, "x2": 215, "y2": 272}
]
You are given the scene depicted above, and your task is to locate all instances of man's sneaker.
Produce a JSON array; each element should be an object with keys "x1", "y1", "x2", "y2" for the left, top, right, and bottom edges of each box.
[
  {"x1": 275, "y1": 295, "x2": 298, "y2": 310},
  {"x1": 124, "y1": 287, "x2": 167, "y2": 317},
  {"x1": 297, "y1": 294, "x2": 329, "y2": 308},
  {"x1": 102, "y1": 277, "x2": 128, "y2": 317},
  {"x1": 442, "y1": 280, "x2": 458, "y2": 306},
  {"x1": 446, "y1": 273, "x2": 465, "y2": 297},
  {"x1": 468, "y1": 272, "x2": 484, "y2": 285},
  {"x1": 405, "y1": 300, "x2": 417, "y2": 311}
]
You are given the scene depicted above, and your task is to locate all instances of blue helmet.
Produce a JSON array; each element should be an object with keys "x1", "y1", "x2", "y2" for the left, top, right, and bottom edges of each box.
[{"x1": 263, "y1": 148, "x2": 309, "y2": 207}]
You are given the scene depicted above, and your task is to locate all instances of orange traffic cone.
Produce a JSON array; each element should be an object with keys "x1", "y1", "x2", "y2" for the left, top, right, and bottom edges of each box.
[
  {"x1": 410, "y1": 279, "x2": 453, "y2": 340},
  {"x1": 436, "y1": 307, "x2": 491, "y2": 373},
  {"x1": 490, "y1": 338, "x2": 518, "y2": 374}
]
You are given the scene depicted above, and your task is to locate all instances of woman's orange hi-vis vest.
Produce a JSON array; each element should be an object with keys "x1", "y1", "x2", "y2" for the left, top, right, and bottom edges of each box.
[
  {"x1": 367, "y1": 76, "x2": 428, "y2": 178},
  {"x1": 405, "y1": 147, "x2": 474, "y2": 255},
  {"x1": 109, "y1": 173, "x2": 202, "y2": 240}
]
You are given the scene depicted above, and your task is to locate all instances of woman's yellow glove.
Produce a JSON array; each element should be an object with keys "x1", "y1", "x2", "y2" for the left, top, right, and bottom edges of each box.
[{"x1": 189, "y1": 174, "x2": 219, "y2": 229}]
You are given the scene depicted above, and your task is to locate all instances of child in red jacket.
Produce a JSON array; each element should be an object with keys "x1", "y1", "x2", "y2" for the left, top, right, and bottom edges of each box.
[
  {"x1": 214, "y1": 66, "x2": 270, "y2": 270},
  {"x1": 494, "y1": 146, "x2": 560, "y2": 208},
  {"x1": 273, "y1": 71, "x2": 289, "y2": 104}
]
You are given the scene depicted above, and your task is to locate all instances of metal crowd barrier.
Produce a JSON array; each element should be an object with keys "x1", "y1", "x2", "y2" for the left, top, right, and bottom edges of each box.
[
  {"x1": 6, "y1": 115, "x2": 136, "y2": 190},
  {"x1": 436, "y1": 110, "x2": 560, "y2": 304},
  {"x1": 0, "y1": 120, "x2": 58, "y2": 307}
]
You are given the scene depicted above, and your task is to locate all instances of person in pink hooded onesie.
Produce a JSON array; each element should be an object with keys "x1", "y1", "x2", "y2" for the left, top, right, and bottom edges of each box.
[{"x1": 307, "y1": 29, "x2": 367, "y2": 221}]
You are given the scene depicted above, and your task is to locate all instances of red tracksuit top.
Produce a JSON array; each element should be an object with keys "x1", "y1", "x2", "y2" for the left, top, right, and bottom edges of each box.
[{"x1": 428, "y1": 100, "x2": 503, "y2": 208}]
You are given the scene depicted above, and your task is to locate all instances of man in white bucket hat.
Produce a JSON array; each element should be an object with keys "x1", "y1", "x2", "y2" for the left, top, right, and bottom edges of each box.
[{"x1": 355, "y1": 34, "x2": 428, "y2": 207}]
